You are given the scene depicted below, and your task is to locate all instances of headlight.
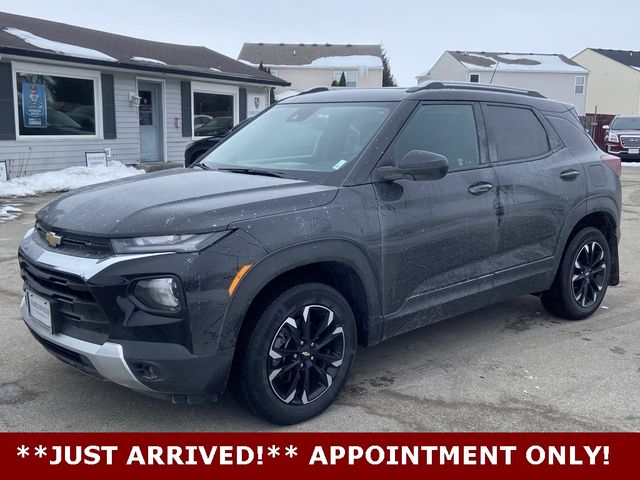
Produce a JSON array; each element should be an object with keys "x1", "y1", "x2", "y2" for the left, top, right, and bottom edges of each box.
[
  {"x1": 608, "y1": 132, "x2": 619, "y2": 143},
  {"x1": 133, "y1": 277, "x2": 180, "y2": 310},
  {"x1": 111, "y1": 231, "x2": 229, "y2": 253}
]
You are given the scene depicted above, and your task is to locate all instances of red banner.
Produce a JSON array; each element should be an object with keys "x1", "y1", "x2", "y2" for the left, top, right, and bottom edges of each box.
[{"x1": 1, "y1": 432, "x2": 636, "y2": 479}]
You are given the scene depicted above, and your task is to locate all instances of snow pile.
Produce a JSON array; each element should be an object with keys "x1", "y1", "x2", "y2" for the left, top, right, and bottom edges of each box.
[
  {"x1": 0, "y1": 204, "x2": 22, "y2": 223},
  {"x1": 130, "y1": 56, "x2": 167, "y2": 65},
  {"x1": 0, "y1": 162, "x2": 143, "y2": 198},
  {"x1": 4, "y1": 27, "x2": 117, "y2": 62},
  {"x1": 306, "y1": 55, "x2": 382, "y2": 68}
]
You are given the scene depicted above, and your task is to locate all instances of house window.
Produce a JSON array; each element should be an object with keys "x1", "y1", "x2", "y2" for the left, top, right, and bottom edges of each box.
[
  {"x1": 15, "y1": 70, "x2": 98, "y2": 136},
  {"x1": 334, "y1": 71, "x2": 357, "y2": 87},
  {"x1": 193, "y1": 91, "x2": 234, "y2": 137},
  {"x1": 469, "y1": 73, "x2": 480, "y2": 83},
  {"x1": 575, "y1": 76, "x2": 585, "y2": 94}
]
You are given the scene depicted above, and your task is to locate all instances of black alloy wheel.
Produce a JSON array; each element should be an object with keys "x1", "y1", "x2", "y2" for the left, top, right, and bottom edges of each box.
[
  {"x1": 541, "y1": 227, "x2": 611, "y2": 320},
  {"x1": 231, "y1": 282, "x2": 357, "y2": 424}
]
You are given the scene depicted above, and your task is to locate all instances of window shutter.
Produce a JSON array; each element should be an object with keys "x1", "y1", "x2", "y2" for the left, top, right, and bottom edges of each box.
[
  {"x1": 181, "y1": 81, "x2": 192, "y2": 137},
  {"x1": 101, "y1": 73, "x2": 116, "y2": 139},
  {"x1": 239, "y1": 88, "x2": 247, "y2": 122},
  {"x1": 0, "y1": 62, "x2": 16, "y2": 141}
]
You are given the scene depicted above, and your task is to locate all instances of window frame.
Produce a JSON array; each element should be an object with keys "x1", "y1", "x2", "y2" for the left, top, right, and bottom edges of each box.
[
  {"x1": 12, "y1": 61, "x2": 103, "y2": 141},
  {"x1": 574, "y1": 75, "x2": 585, "y2": 94},
  {"x1": 190, "y1": 81, "x2": 239, "y2": 140},
  {"x1": 333, "y1": 71, "x2": 357, "y2": 87},
  {"x1": 481, "y1": 102, "x2": 554, "y2": 165},
  {"x1": 469, "y1": 73, "x2": 480, "y2": 83},
  {"x1": 387, "y1": 101, "x2": 489, "y2": 172}
]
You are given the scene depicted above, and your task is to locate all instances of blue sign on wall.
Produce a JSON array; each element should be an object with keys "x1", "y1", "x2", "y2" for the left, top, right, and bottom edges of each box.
[{"x1": 22, "y1": 83, "x2": 47, "y2": 128}]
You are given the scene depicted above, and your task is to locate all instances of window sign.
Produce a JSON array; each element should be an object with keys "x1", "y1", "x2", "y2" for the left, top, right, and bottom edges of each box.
[
  {"x1": 247, "y1": 94, "x2": 267, "y2": 118},
  {"x1": 22, "y1": 83, "x2": 47, "y2": 128}
]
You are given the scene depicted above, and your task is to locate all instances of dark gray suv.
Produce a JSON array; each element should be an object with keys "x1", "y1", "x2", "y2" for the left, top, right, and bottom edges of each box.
[{"x1": 19, "y1": 82, "x2": 622, "y2": 424}]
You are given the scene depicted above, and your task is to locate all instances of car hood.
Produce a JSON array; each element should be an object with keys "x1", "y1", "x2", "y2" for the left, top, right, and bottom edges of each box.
[
  {"x1": 611, "y1": 129, "x2": 640, "y2": 135},
  {"x1": 36, "y1": 168, "x2": 338, "y2": 237}
]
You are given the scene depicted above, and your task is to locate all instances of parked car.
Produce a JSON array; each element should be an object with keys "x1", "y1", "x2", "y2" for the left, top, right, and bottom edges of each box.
[
  {"x1": 604, "y1": 115, "x2": 640, "y2": 161},
  {"x1": 194, "y1": 116, "x2": 233, "y2": 137},
  {"x1": 19, "y1": 82, "x2": 621, "y2": 424},
  {"x1": 184, "y1": 136, "x2": 224, "y2": 167}
]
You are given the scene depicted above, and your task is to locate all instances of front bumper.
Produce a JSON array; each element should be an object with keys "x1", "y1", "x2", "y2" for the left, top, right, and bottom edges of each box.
[{"x1": 18, "y1": 227, "x2": 262, "y2": 399}]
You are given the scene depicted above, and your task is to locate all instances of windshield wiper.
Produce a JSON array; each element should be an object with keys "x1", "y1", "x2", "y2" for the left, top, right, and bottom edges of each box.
[
  {"x1": 215, "y1": 167, "x2": 292, "y2": 178},
  {"x1": 194, "y1": 162, "x2": 212, "y2": 170}
]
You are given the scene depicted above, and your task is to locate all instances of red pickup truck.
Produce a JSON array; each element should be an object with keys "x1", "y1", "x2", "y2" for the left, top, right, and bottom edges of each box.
[{"x1": 604, "y1": 115, "x2": 640, "y2": 161}]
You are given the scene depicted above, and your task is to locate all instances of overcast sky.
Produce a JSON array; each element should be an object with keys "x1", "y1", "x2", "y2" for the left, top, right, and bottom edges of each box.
[{"x1": 1, "y1": 0, "x2": 638, "y2": 85}]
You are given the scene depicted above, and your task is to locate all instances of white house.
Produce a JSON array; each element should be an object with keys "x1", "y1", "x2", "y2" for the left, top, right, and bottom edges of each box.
[
  {"x1": 417, "y1": 51, "x2": 589, "y2": 115},
  {"x1": 0, "y1": 11, "x2": 288, "y2": 177},
  {"x1": 572, "y1": 48, "x2": 640, "y2": 116},
  {"x1": 238, "y1": 43, "x2": 383, "y2": 98}
]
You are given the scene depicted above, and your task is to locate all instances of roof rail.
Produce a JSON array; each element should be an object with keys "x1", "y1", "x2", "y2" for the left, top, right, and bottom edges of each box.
[
  {"x1": 297, "y1": 86, "x2": 331, "y2": 96},
  {"x1": 407, "y1": 81, "x2": 545, "y2": 98}
]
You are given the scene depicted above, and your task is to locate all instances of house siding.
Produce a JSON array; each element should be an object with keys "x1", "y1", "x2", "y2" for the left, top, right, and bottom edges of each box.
[
  {"x1": 416, "y1": 52, "x2": 467, "y2": 83},
  {"x1": 572, "y1": 49, "x2": 640, "y2": 116},
  {"x1": 165, "y1": 77, "x2": 190, "y2": 164},
  {"x1": 0, "y1": 66, "x2": 140, "y2": 177},
  {"x1": 273, "y1": 67, "x2": 382, "y2": 94}
]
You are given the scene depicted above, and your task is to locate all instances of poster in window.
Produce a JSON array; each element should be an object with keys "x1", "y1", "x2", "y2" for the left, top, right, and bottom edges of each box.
[
  {"x1": 22, "y1": 83, "x2": 47, "y2": 128},
  {"x1": 138, "y1": 90, "x2": 153, "y2": 125},
  {"x1": 247, "y1": 94, "x2": 267, "y2": 118}
]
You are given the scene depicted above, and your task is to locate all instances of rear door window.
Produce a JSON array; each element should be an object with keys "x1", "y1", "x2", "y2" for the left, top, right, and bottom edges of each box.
[{"x1": 484, "y1": 105, "x2": 550, "y2": 162}]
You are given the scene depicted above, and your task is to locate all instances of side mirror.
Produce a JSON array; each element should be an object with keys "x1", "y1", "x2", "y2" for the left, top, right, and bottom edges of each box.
[
  {"x1": 602, "y1": 125, "x2": 610, "y2": 130},
  {"x1": 374, "y1": 150, "x2": 449, "y2": 182}
]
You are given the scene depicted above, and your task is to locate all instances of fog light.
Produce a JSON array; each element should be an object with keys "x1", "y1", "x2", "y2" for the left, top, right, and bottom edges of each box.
[{"x1": 134, "y1": 278, "x2": 180, "y2": 310}]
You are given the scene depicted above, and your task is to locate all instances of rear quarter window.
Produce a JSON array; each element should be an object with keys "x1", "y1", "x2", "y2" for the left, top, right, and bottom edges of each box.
[{"x1": 545, "y1": 114, "x2": 597, "y2": 155}]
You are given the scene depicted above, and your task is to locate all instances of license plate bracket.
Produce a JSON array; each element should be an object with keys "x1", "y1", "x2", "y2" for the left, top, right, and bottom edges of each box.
[{"x1": 27, "y1": 291, "x2": 52, "y2": 331}]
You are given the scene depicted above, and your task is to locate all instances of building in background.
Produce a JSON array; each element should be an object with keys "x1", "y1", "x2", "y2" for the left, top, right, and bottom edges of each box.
[
  {"x1": 0, "y1": 11, "x2": 287, "y2": 177},
  {"x1": 238, "y1": 43, "x2": 383, "y2": 99},
  {"x1": 417, "y1": 51, "x2": 588, "y2": 115},
  {"x1": 572, "y1": 48, "x2": 640, "y2": 116}
]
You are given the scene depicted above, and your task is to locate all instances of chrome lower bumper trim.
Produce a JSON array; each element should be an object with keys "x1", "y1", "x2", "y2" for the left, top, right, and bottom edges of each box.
[{"x1": 21, "y1": 298, "x2": 152, "y2": 392}]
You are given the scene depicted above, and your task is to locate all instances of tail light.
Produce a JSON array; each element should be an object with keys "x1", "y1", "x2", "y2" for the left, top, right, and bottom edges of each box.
[{"x1": 601, "y1": 154, "x2": 621, "y2": 177}]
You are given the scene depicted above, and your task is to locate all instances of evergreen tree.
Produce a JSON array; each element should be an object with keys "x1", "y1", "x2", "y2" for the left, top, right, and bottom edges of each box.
[
  {"x1": 331, "y1": 80, "x2": 339, "y2": 87},
  {"x1": 381, "y1": 48, "x2": 397, "y2": 87},
  {"x1": 338, "y1": 72, "x2": 347, "y2": 87},
  {"x1": 258, "y1": 61, "x2": 265, "y2": 71}
]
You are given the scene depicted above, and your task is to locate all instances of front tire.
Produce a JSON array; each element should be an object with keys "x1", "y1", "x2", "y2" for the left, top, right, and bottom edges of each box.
[
  {"x1": 231, "y1": 283, "x2": 357, "y2": 424},
  {"x1": 541, "y1": 227, "x2": 611, "y2": 320}
]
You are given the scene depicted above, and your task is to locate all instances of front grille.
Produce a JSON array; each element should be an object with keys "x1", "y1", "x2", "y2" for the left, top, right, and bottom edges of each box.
[
  {"x1": 34, "y1": 223, "x2": 113, "y2": 258},
  {"x1": 620, "y1": 136, "x2": 640, "y2": 148},
  {"x1": 19, "y1": 254, "x2": 110, "y2": 344}
]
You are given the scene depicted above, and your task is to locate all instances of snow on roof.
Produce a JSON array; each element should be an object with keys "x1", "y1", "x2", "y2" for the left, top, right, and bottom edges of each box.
[
  {"x1": 306, "y1": 55, "x2": 382, "y2": 68},
  {"x1": 3, "y1": 26, "x2": 117, "y2": 62},
  {"x1": 449, "y1": 51, "x2": 587, "y2": 73},
  {"x1": 130, "y1": 56, "x2": 167, "y2": 65},
  {"x1": 0, "y1": 161, "x2": 142, "y2": 198}
]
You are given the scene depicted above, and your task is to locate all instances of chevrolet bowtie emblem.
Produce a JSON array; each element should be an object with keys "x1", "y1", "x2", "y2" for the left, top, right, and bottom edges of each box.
[{"x1": 45, "y1": 231, "x2": 62, "y2": 248}]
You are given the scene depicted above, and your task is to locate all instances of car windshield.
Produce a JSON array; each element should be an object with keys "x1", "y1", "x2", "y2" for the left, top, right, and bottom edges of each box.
[
  {"x1": 201, "y1": 102, "x2": 394, "y2": 177},
  {"x1": 611, "y1": 117, "x2": 640, "y2": 130}
]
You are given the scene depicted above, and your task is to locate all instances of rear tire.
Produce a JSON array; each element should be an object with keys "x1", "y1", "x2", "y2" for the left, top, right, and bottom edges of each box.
[
  {"x1": 541, "y1": 227, "x2": 610, "y2": 320},
  {"x1": 231, "y1": 283, "x2": 357, "y2": 424}
]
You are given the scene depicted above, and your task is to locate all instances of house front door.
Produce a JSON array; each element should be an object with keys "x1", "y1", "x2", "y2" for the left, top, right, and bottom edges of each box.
[{"x1": 138, "y1": 81, "x2": 163, "y2": 162}]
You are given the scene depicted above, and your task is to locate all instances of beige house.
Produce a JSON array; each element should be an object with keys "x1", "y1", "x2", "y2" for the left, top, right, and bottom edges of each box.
[
  {"x1": 572, "y1": 49, "x2": 640, "y2": 116},
  {"x1": 238, "y1": 43, "x2": 383, "y2": 98},
  {"x1": 418, "y1": 51, "x2": 589, "y2": 115}
]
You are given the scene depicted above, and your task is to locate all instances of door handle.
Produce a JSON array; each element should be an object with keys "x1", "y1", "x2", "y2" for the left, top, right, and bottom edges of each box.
[
  {"x1": 560, "y1": 169, "x2": 580, "y2": 181},
  {"x1": 467, "y1": 182, "x2": 495, "y2": 195}
]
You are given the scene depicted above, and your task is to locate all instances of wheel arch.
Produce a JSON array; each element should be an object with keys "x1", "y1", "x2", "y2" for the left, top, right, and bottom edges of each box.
[{"x1": 219, "y1": 238, "x2": 383, "y2": 354}]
